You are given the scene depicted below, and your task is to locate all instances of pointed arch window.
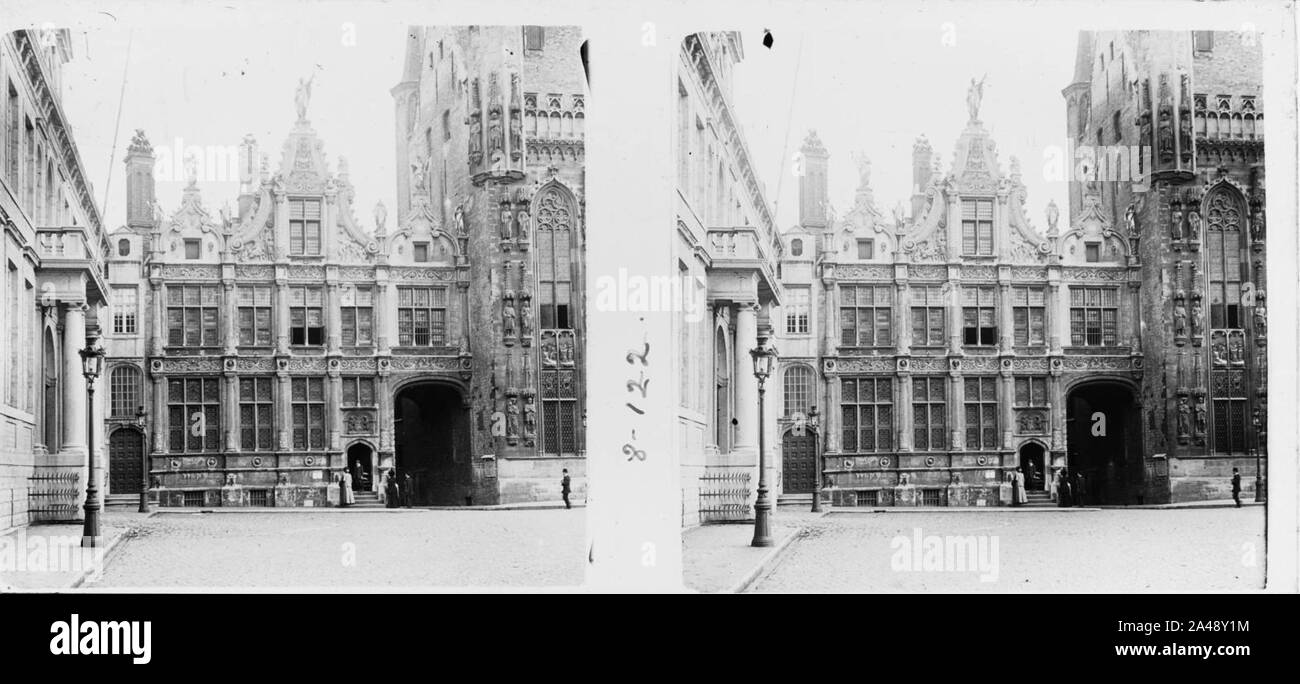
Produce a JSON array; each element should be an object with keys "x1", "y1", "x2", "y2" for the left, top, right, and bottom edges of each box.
[
  {"x1": 1205, "y1": 185, "x2": 1249, "y2": 454},
  {"x1": 535, "y1": 184, "x2": 582, "y2": 455}
]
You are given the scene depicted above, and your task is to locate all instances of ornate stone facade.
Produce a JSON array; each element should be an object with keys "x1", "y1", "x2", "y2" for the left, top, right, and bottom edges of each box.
[{"x1": 102, "y1": 26, "x2": 586, "y2": 508}]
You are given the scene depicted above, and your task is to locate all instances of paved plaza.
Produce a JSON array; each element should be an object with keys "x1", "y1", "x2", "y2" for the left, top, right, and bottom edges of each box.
[
  {"x1": 72, "y1": 510, "x2": 585, "y2": 589},
  {"x1": 743, "y1": 507, "x2": 1265, "y2": 593}
]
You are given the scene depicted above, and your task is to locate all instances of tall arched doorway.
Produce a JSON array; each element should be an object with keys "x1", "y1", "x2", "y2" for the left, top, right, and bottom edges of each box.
[
  {"x1": 393, "y1": 381, "x2": 471, "y2": 506},
  {"x1": 781, "y1": 429, "x2": 817, "y2": 494},
  {"x1": 1065, "y1": 381, "x2": 1141, "y2": 505},
  {"x1": 108, "y1": 427, "x2": 143, "y2": 494},
  {"x1": 346, "y1": 443, "x2": 374, "y2": 492},
  {"x1": 1017, "y1": 441, "x2": 1046, "y2": 491}
]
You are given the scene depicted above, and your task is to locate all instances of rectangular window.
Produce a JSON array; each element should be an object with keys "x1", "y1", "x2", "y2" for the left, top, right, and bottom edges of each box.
[
  {"x1": 1211, "y1": 369, "x2": 1247, "y2": 454},
  {"x1": 1011, "y1": 286, "x2": 1046, "y2": 346},
  {"x1": 523, "y1": 26, "x2": 545, "y2": 51},
  {"x1": 289, "y1": 286, "x2": 325, "y2": 346},
  {"x1": 289, "y1": 199, "x2": 323, "y2": 255},
  {"x1": 840, "y1": 377, "x2": 893, "y2": 453},
  {"x1": 839, "y1": 284, "x2": 892, "y2": 347},
  {"x1": 856, "y1": 239, "x2": 874, "y2": 260},
  {"x1": 912, "y1": 377, "x2": 947, "y2": 451},
  {"x1": 1014, "y1": 377, "x2": 1048, "y2": 407},
  {"x1": 237, "y1": 285, "x2": 274, "y2": 347},
  {"x1": 961, "y1": 199, "x2": 994, "y2": 255},
  {"x1": 166, "y1": 285, "x2": 220, "y2": 347},
  {"x1": 1069, "y1": 287, "x2": 1119, "y2": 346},
  {"x1": 291, "y1": 377, "x2": 326, "y2": 450},
  {"x1": 238, "y1": 377, "x2": 275, "y2": 451},
  {"x1": 112, "y1": 287, "x2": 138, "y2": 334},
  {"x1": 167, "y1": 378, "x2": 220, "y2": 452},
  {"x1": 541, "y1": 369, "x2": 580, "y2": 455},
  {"x1": 340, "y1": 286, "x2": 374, "y2": 347},
  {"x1": 785, "y1": 288, "x2": 810, "y2": 335},
  {"x1": 184, "y1": 239, "x2": 201, "y2": 259},
  {"x1": 962, "y1": 285, "x2": 998, "y2": 346},
  {"x1": 110, "y1": 368, "x2": 141, "y2": 418},
  {"x1": 397, "y1": 286, "x2": 448, "y2": 346},
  {"x1": 910, "y1": 285, "x2": 946, "y2": 346},
  {"x1": 964, "y1": 376, "x2": 999, "y2": 450},
  {"x1": 342, "y1": 377, "x2": 376, "y2": 407}
]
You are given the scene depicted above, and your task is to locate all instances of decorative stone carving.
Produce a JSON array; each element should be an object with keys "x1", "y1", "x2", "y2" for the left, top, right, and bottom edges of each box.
[
  {"x1": 1174, "y1": 301, "x2": 1188, "y2": 338},
  {"x1": 523, "y1": 396, "x2": 536, "y2": 438},
  {"x1": 506, "y1": 396, "x2": 521, "y2": 439},
  {"x1": 1176, "y1": 396, "x2": 1191, "y2": 443},
  {"x1": 503, "y1": 299, "x2": 517, "y2": 342},
  {"x1": 1193, "y1": 396, "x2": 1207, "y2": 443}
]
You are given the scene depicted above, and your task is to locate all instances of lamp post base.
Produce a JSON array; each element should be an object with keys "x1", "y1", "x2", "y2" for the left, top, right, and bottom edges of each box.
[
  {"x1": 751, "y1": 497, "x2": 774, "y2": 547},
  {"x1": 1254, "y1": 477, "x2": 1265, "y2": 502},
  {"x1": 81, "y1": 535, "x2": 101, "y2": 548}
]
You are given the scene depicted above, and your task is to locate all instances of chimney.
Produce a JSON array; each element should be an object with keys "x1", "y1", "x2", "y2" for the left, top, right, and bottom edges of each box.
[{"x1": 124, "y1": 129, "x2": 156, "y2": 232}]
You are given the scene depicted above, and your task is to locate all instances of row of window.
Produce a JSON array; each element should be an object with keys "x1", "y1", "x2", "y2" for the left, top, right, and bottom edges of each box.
[
  {"x1": 110, "y1": 284, "x2": 454, "y2": 347},
  {"x1": 786, "y1": 284, "x2": 1120, "y2": 348},
  {"x1": 837, "y1": 376, "x2": 1011, "y2": 452}
]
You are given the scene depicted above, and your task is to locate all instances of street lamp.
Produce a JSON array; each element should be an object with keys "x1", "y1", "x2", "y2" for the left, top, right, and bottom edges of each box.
[
  {"x1": 749, "y1": 338, "x2": 777, "y2": 548},
  {"x1": 78, "y1": 341, "x2": 106, "y2": 547},
  {"x1": 136, "y1": 405, "x2": 150, "y2": 513},
  {"x1": 808, "y1": 405, "x2": 822, "y2": 513},
  {"x1": 1252, "y1": 407, "x2": 1265, "y2": 503}
]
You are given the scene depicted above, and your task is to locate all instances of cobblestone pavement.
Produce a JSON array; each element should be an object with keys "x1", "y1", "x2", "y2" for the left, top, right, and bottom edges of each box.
[
  {"x1": 750, "y1": 508, "x2": 1265, "y2": 593},
  {"x1": 85, "y1": 510, "x2": 585, "y2": 589}
]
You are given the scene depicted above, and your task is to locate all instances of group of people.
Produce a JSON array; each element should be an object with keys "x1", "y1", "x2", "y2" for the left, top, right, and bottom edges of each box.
[
  {"x1": 336, "y1": 462, "x2": 416, "y2": 508},
  {"x1": 1053, "y1": 468, "x2": 1091, "y2": 507}
]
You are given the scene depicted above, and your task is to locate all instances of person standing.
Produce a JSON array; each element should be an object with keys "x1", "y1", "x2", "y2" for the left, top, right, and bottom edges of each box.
[
  {"x1": 1232, "y1": 468, "x2": 1242, "y2": 507},
  {"x1": 1075, "y1": 471, "x2": 1088, "y2": 506},
  {"x1": 561, "y1": 469, "x2": 572, "y2": 509},
  {"x1": 402, "y1": 472, "x2": 414, "y2": 508},
  {"x1": 1014, "y1": 468, "x2": 1027, "y2": 507},
  {"x1": 1056, "y1": 469, "x2": 1073, "y2": 508},
  {"x1": 385, "y1": 471, "x2": 401, "y2": 509}
]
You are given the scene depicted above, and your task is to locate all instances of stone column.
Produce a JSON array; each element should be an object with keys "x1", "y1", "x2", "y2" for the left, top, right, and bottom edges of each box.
[
  {"x1": 150, "y1": 279, "x2": 165, "y2": 356},
  {"x1": 152, "y1": 373, "x2": 167, "y2": 455},
  {"x1": 998, "y1": 281, "x2": 1013, "y2": 351},
  {"x1": 223, "y1": 374, "x2": 239, "y2": 452},
  {"x1": 897, "y1": 369, "x2": 913, "y2": 452},
  {"x1": 374, "y1": 271, "x2": 390, "y2": 352},
  {"x1": 1001, "y1": 370, "x2": 1015, "y2": 450},
  {"x1": 326, "y1": 282, "x2": 341, "y2": 352},
  {"x1": 896, "y1": 279, "x2": 911, "y2": 355},
  {"x1": 223, "y1": 281, "x2": 238, "y2": 354},
  {"x1": 277, "y1": 373, "x2": 292, "y2": 450},
  {"x1": 275, "y1": 278, "x2": 290, "y2": 353},
  {"x1": 61, "y1": 303, "x2": 88, "y2": 453},
  {"x1": 949, "y1": 275, "x2": 964, "y2": 354},
  {"x1": 950, "y1": 371, "x2": 965, "y2": 451},
  {"x1": 327, "y1": 367, "x2": 342, "y2": 451},
  {"x1": 1047, "y1": 277, "x2": 1063, "y2": 353},
  {"x1": 732, "y1": 302, "x2": 760, "y2": 453}
]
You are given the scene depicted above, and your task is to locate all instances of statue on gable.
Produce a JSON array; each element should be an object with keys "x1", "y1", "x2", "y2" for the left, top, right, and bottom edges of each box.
[
  {"x1": 1045, "y1": 200, "x2": 1060, "y2": 236},
  {"x1": 374, "y1": 200, "x2": 388, "y2": 233},
  {"x1": 966, "y1": 75, "x2": 987, "y2": 122},
  {"x1": 852, "y1": 152, "x2": 871, "y2": 189},
  {"x1": 454, "y1": 204, "x2": 467, "y2": 236},
  {"x1": 183, "y1": 151, "x2": 199, "y2": 187},
  {"x1": 295, "y1": 74, "x2": 314, "y2": 121}
]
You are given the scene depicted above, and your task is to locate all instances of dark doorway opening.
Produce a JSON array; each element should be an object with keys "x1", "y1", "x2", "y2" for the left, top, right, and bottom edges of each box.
[
  {"x1": 346, "y1": 443, "x2": 373, "y2": 492},
  {"x1": 781, "y1": 430, "x2": 817, "y2": 494},
  {"x1": 109, "y1": 428, "x2": 143, "y2": 495},
  {"x1": 393, "y1": 382, "x2": 471, "y2": 506},
  {"x1": 1018, "y1": 441, "x2": 1046, "y2": 491},
  {"x1": 1066, "y1": 382, "x2": 1140, "y2": 505}
]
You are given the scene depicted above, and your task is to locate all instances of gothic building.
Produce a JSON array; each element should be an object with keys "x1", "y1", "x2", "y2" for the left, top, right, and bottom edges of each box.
[
  {"x1": 674, "y1": 32, "x2": 784, "y2": 526},
  {"x1": 1, "y1": 29, "x2": 109, "y2": 529},
  {"x1": 101, "y1": 25, "x2": 587, "y2": 509},
  {"x1": 769, "y1": 30, "x2": 1265, "y2": 508}
]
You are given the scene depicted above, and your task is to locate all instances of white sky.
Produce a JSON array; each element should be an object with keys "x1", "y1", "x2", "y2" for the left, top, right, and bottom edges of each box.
[
  {"x1": 58, "y1": 16, "x2": 407, "y2": 232},
  {"x1": 730, "y1": 21, "x2": 1080, "y2": 233}
]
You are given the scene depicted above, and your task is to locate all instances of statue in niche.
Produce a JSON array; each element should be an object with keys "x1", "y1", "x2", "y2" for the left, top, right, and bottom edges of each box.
[
  {"x1": 1157, "y1": 109, "x2": 1174, "y2": 162},
  {"x1": 1228, "y1": 335, "x2": 1245, "y2": 364},
  {"x1": 1179, "y1": 110, "x2": 1193, "y2": 160},
  {"x1": 410, "y1": 156, "x2": 429, "y2": 197},
  {"x1": 1190, "y1": 298, "x2": 1204, "y2": 337},
  {"x1": 295, "y1": 74, "x2": 314, "y2": 121},
  {"x1": 516, "y1": 208, "x2": 530, "y2": 241},
  {"x1": 1170, "y1": 206, "x2": 1183, "y2": 240},
  {"x1": 454, "y1": 205, "x2": 467, "y2": 236},
  {"x1": 1186, "y1": 212, "x2": 1201, "y2": 241},
  {"x1": 524, "y1": 399, "x2": 536, "y2": 437},
  {"x1": 1193, "y1": 397, "x2": 1207, "y2": 438},
  {"x1": 468, "y1": 115, "x2": 483, "y2": 163},
  {"x1": 510, "y1": 111, "x2": 523, "y2": 161},
  {"x1": 506, "y1": 396, "x2": 521, "y2": 437},
  {"x1": 1173, "y1": 301, "x2": 1188, "y2": 338},
  {"x1": 1125, "y1": 203, "x2": 1137, "y2": 236},
  {"x1": 503, "y1": 300, "x2": 517, "y2": 340},
  {"x1": 1176, "y1": 397, "x2": 1192, "y2": 439},
  {"x1": 1253, "y1": 292, "x2": 1267, "y2": 336},
  {"x1": 1251, "y1": 206, "x2": 1265, "y2": 242},
  {"x1": 488, "y1": 111, "x2": 504, "y2": 158},
  {"x1": 500, "y1": 205, "x2": 514, "y2": 240},
  {"x1": 520, "y1": 301, "x2": 533, "y2": 337}
]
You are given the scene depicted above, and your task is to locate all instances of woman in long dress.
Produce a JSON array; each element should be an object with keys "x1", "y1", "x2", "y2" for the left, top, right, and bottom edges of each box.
[
  {"x1": 1014, "y1": 468, "x2": 1028, "y2": 506},
  {"x1": 1056, "y1": 469, "x2": 1073, "y2": 507},
  {"x1": 385, "y1": 471, "x2": 401, "y2": 509}
]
